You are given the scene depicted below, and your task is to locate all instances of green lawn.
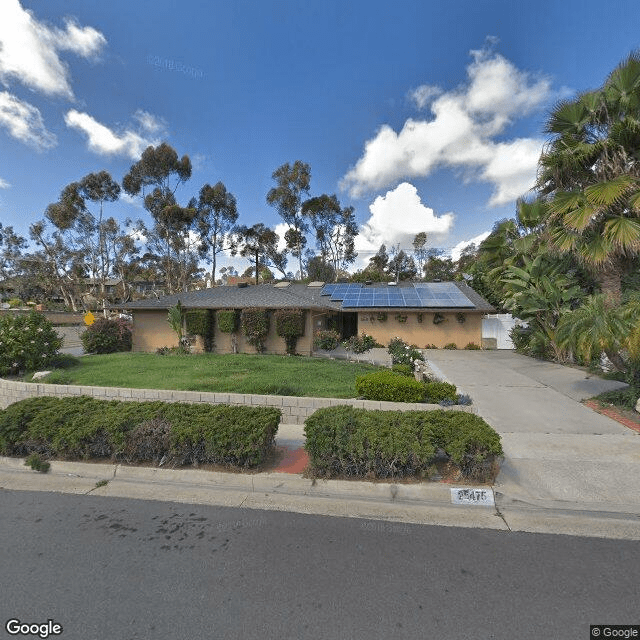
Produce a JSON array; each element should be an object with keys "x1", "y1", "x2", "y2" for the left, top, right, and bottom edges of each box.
[{"x1": 37, "y1": 352, "x2": 383, "y2": 399}]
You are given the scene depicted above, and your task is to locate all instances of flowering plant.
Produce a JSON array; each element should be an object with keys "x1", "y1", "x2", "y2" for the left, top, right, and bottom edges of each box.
[{"x1": 0, "y1": 311, "x2": 62, "y2": 375}]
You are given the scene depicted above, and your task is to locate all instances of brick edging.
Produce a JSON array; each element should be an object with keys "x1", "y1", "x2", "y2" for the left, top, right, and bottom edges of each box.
[
  {"x1": 583, "y1": 399, "x2": 640, "y2": 434},
  {"x1": 0, "y1": 378, "x2": 475, "y2": 425}
]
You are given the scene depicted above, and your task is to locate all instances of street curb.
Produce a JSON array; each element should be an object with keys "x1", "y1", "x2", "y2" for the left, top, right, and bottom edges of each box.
[{"x1": 2, "y1": 456, "x2": 640, "y2": 539}]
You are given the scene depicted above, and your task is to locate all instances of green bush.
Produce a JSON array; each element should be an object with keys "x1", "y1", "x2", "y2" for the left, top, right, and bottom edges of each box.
[
  {"x1": 81, "y1": 318, "x2": 132, "y2": 354},
  {"x1": 314, "y1": 329, "x2": 341, "y2": 351},
  {"x1": 464, "y1": 342, "x2": 481, "y2": 350},
  {"x1": 217, "y1": 309, "x2": 239, "y2": 334},
  {"x1": 392, "y1": 364, "x2": 413, "y2": 377},
  {"x1": 304, "y1": 406, "x2": 502, "y2": 480},
  {"x1": 25, "y1": 452, "x2": 50, "y2": 473},
  {"x1": 387, "y1": 337, "x2": 424, "y2": 367},
  {"x1": 342, "y1": 333, "x2": 379, "y2": 355},
  {"x1": 355, "y1": 370, "x2": 426, "y2": 402},
  {"x1": 424, "y1": 381, "x2": 458, "y2": 403},
  {"x1": 274, "y1": 308, "x2": 305, "y2": 354},
  {"x1": 241, "y1": 308, "x2": 270, "y2": 353},
  {"x1": 8, "y1": 298, "x2": 23, "y2": 308},
  {"x1": 443, "y1": 342, "x2": 458, "y2": 350},
  {"x1": 185, "y1": 310, "x2": 214, "y2": 351},
  {"x1": 0, "y1": 311, "x2": 63, "y2": 375},
  {"x1": 0, "y1": 396, "x2": 281, "y2": 468}
]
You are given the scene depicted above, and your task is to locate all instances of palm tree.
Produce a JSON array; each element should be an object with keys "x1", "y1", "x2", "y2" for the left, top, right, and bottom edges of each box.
[
  {"x1": 556, "y1": 294, "x2": 630, "y2": 371},
  {"x1": 537, "y1": 53, "x2": 640, "y2": 304}
]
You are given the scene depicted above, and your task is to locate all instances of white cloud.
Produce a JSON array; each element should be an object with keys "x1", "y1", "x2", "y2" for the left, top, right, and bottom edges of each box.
[
  {"x1": 132, "y1": 109, "x2": 166, "y2": 134},
  {"x1": 0, "y1": 91, "x2": 56, "y2": 149},
  {"x1": 341, "y1": 43, "x2": 550, "y2": 207},
  {"x1": 450, "y1": 231, "x2": 491, "y2": 262},
  {"x1": 0, "y1": 177, "x2": 10, "y2": 189},
  {"x1": 408, "y1": 84, "x2": 442, "y2": 109},
  {"x1": 0, "y1": 0, "x2": 106, "y2": 99},
  {"x1": 65, "y1": 109, "x2": 165, "y2": 159},
  {"x1": 352, "y1": 182, "x2": 454, "y2": 269}
]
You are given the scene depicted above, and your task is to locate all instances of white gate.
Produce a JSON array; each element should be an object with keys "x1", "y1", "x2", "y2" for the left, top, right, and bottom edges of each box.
[{"x1": 482, "y1": 314, "x2": 520, "y2": 349}]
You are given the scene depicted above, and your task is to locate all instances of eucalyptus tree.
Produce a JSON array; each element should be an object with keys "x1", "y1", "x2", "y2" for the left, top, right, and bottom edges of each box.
[
  {"x1": 412, "y1": 232, "x2": 428, "y2": 277},
  {"x1": 302, "y1": 194, "x2": 358, "y2": 280},
  {"x1": 537, "y1": 53, "x2": 640, "y2": 304},
  {"x1": 196, "y1": 181, "x2": 238, "y2": 286},
  {"x1": 231, "y1": 223, "x2": 286, "y2": 284},
  {"x1": 122, "y1": 143, "x2": 194, "y2": 293},
  {"x1": 266, "y1": 161, "x2": 311, "y2": 279},
  {"x1": 0, "y1": 223, "x2": 26, "y2": 281}
]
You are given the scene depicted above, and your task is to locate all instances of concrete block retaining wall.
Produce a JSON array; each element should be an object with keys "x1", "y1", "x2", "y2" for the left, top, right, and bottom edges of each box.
[{"x1": 0, "y1": 378, "x2": 475, "y2": 425}]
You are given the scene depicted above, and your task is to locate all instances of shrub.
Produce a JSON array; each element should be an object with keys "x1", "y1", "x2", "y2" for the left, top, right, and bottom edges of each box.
[
  {"x1": 392, "y1": 364, "x2": 413, "y2": 377},
  {"x1": 0, "y1": 396, "x2": 281, "y2": 468},
  {"x1": 8, "y1": 298, "x2": 23, "y2": 308},
  {"x1": 443, "y1": 343, "x2": 458, "y2": 350},
  {"x1": 424, "y1": 381, "x2": 458, "y2": 403},
  {"x1": 241, "y1": 308, "x2": 270, "y2": 353},
  {"x1": 387, "y1": 337, "x2": 424, "y2": 367},
  {"x1": 343, "y1": 333, "x2": 379, "y2": 355},
  {"x1": 274, "y1": 308, "x2": 305, "y2": 355},
  {"x1": 24, "y1": 453, "x2": 50, "y2": 473},
  {"x1": 304, "y1": 406, "x2": 502, "y2": 481},
  {"x1": 81, "y1": 318, "x2": 132, "y2": 354},
  {"x1": 356, "y1": 370, "x2": 426, "y2": 403},
  {"x1": 185, "y1": 310, "x2": 214, "y2": 351},
  {"x1": 217, "y1": 309, "x2": 239, "y2": 334},
  {"x1": 314, "y1": 329, "x2": 341, "y2": 351},
  {"x1": 424, "y1": 343, "x2": 438, "y2": 349},
  {"x1": 0, "y1": 311, "x2": 62, "y2": 375},
  {"x1": 464, "y1": 342, "x2": 481, "y2": 350}
]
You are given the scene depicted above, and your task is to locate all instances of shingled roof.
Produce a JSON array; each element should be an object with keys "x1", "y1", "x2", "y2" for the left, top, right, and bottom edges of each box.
[{"x1": 122, "y1": 281, "x2": 494, "y2": 313}]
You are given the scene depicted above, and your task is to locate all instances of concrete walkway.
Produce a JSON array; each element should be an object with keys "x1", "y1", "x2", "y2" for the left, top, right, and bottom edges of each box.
[{"x1": 424, "y1": 349, "x2": 640, "y2": 531}]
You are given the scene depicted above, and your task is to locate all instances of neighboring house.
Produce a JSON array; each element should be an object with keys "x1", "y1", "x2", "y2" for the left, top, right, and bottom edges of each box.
[{"x1": 123, "y1": 281, "x2": 494, "y2": 355}]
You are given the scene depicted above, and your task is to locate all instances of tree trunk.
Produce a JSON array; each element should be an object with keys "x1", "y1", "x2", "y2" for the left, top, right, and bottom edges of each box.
[{"x1": 596, "y1": 263, "x2": 622, "y2": 307}]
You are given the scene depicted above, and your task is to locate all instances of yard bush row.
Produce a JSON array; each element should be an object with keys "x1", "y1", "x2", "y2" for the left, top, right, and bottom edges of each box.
[
  {"x1": 355, "y1": 370, "x2": 458, "y2": 403},
  {"x1": 0, "y1": 396, "x2": 281, "y2": 468},
  {"x1": 304, "y1": 406, "x2": 503, "y2": 481}
]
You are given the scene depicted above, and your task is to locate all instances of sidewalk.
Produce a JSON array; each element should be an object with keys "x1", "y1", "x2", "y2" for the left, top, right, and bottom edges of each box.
[{"x1": 2, "y1": 417, "x2": 640, "y2": 540}]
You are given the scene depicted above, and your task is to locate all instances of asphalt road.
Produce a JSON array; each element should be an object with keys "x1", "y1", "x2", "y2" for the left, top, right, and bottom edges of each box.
[{"x1": 1, "y1": 490, "x2": 638, "y2": 640}]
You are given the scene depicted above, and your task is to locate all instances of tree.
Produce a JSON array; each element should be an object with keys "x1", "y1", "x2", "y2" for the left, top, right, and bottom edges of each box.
[
  {"x1": 266, "y1": 161, "x2": 311, "y2": 279},
  {"x1": 232, "y1": 223, "x2": 286, "y2": 284},
  {"x1": 386, "y1": 250, "x2": 417, "y2": 281},
  {"x1": 302, "y1": 194, "x2": 358, "y2": 279},
  {"x1": 122, "y1": 143, "x2": 194, "y2": 294},
  {"x1": 305, "y1": 255, "x2": 336, "y2": 282},
  {"x1": 0, "y1": 223, "x2": 26, "y2": 282},
  {"x1": 368, "y1": 244, "x2": 389, "y2": 276},
  {"x1": 412, "y1": 232, "x2": 428, "y2": 276},
  {"x1": 423, "y1": 249, "x2": 456, "y2": 281},
  {"x1": 196, "y1": 181, "x2": 238, "y2": 286},
  {"x1": 537, "y1": 53, "x2": 640, "y2": 305}
]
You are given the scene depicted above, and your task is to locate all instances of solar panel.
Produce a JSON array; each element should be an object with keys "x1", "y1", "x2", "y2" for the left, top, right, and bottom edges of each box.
[{"x1": 330, "y1": 283, "x2": 474, "y2": 309}]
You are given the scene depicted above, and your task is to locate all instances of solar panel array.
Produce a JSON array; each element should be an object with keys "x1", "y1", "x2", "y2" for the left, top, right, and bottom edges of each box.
[{"x1": 319, "y1": 283, "x2": 474, "y2": 309}]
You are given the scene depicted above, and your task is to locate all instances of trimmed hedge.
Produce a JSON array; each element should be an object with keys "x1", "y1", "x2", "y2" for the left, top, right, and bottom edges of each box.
[
  {"x1": 185, "y1": 309, "x2": 214, "y2": 352},
  {"x1": 356, "y1": 370, "x2": 426, "y2": 402},
  {"x1": 355, "y1": 370, "x2": 459, "y2": 403},
  {"x1": 217, "y1": 309, "x2": 239, "y2": 334},
  {"x1": 304, "y1": 406, "x2": 502, "y2": 480},
  {"x1": 274, "y1": 308, "x2": 305, "y2": 355},
  {"x1": 0, "y1": 396, "x2": 281, "y2": 468},
  {"x1": 241, "y1": 308, "x2": 270, "y2": 352}
]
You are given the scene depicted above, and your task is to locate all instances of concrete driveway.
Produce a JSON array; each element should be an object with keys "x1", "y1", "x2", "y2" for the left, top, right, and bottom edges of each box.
[{"x1": 424, "y1": 349, "x2": 640, "y2": 525}]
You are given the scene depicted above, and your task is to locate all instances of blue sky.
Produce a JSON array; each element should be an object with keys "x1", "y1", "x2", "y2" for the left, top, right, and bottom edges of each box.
[{"x1": 1, "y1": 0, "x2": 640, "y2": 275}]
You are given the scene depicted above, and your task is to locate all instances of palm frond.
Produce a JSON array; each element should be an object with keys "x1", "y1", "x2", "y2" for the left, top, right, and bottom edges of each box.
[
  {"x1": 603, "y1": 217, "x2": 640, "y2": 250},
  {"x1": 585, "y1": 176, "x2": 636, "y2": 206}
]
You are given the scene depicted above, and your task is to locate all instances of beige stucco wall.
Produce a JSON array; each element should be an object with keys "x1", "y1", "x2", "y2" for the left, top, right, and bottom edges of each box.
[
  {"x1": 358, "y1": 311, "x2": 483, "y2": 349},
  {"x1": 132, "y1": 310, "x2": 179, "y2": 352},
  {"x1": 133, "y1": 309, "x2": 315, "y2": 355}
]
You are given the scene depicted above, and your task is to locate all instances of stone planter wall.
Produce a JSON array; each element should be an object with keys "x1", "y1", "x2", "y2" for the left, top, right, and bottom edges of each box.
[{"x1": 0, "y1": 378, "x2": 475, "y2": 425}]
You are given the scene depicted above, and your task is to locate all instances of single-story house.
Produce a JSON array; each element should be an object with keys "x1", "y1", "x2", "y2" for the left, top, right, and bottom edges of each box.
[{"x1": 122, "y1": 280, "x2": 494, "y2": 355}]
